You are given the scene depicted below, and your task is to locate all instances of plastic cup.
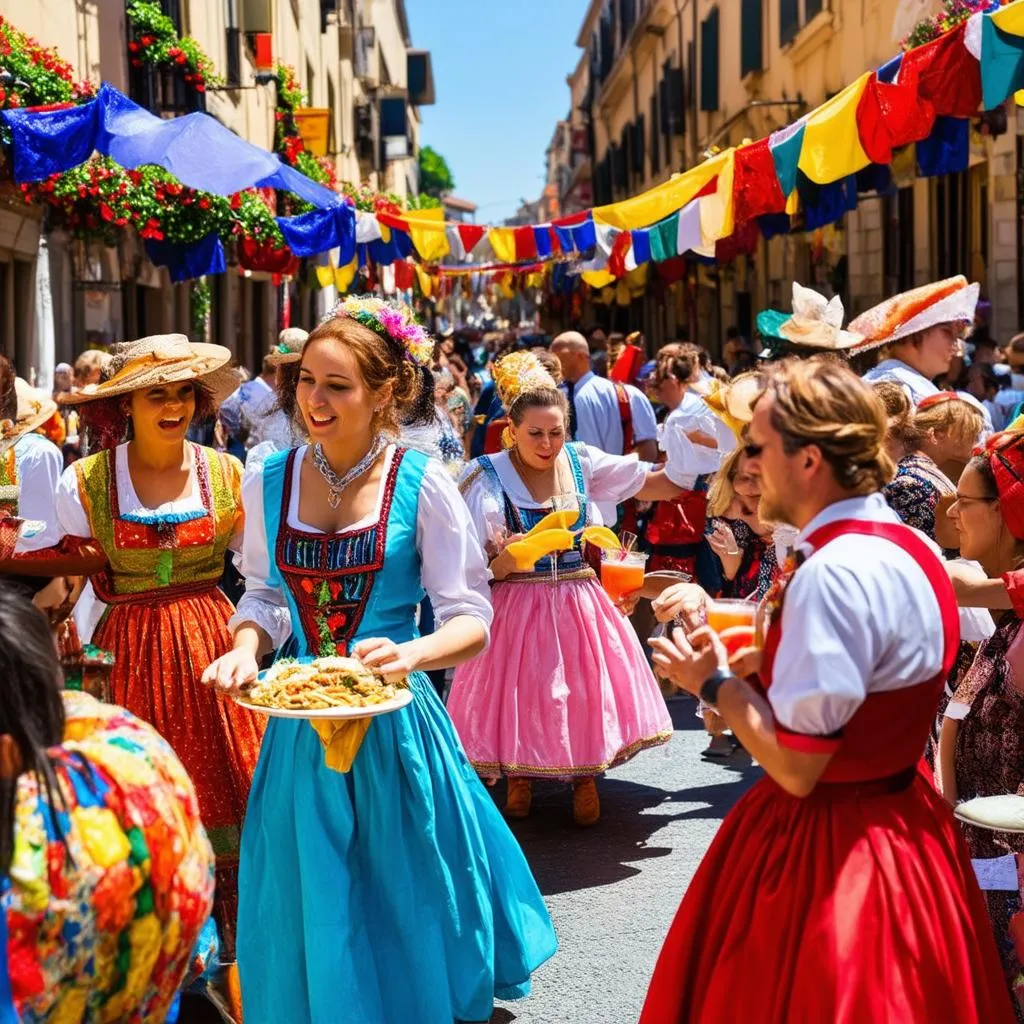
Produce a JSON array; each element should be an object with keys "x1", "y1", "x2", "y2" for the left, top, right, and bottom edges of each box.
[
  {"x1": 706, "y1": 598, "x2": 757, "y2": 635},
  {"x1": 600, "y1": 550, "x2": 648, "y2": 602}
]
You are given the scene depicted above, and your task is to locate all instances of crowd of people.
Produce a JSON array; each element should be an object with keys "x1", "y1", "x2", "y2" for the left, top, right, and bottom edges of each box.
[{"x1": 2, "y1": 273, "x2": 1024, "y2": 1021}]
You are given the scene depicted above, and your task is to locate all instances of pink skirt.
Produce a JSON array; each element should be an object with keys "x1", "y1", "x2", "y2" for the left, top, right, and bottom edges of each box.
[{"x1": 448, "y1": 576, "x2": 673, "y2": 780}]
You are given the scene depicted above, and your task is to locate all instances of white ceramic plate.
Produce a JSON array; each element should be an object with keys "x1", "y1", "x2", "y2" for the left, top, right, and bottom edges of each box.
[
  {"x1": 233, "y1": 685, "x2": 413, "y2": 720},
  {"x1": 955, "y1": 795, "x2": 1024, "y2": 833}
]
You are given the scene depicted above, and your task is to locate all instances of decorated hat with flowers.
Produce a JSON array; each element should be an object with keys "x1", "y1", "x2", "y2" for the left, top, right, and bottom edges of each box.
[
  {"x1": 848, "y1": 276, "x2": 980, "y2": 355},
  {"x1": 492, "y1": 351, "x2": 558, "y2": 411},
  {"x1": 267, "y1": 327, "x2": 310, "y2": 366},
  {"x1": 323, "y1": 295, "x2": 434, "y2": 367}
]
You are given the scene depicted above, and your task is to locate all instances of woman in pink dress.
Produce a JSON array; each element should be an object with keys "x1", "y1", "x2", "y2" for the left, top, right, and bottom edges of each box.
[{"x1": 449, "y1": 351, "x2": 709, "y2": 826}]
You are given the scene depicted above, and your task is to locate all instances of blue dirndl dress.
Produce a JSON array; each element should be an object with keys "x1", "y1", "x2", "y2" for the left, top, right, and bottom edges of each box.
[{"x1": 236, "y1": 446, "x2": 557, "y2": 1023}]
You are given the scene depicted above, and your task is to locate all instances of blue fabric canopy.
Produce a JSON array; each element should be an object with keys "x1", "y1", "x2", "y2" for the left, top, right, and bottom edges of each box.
[{"x1": 2, "y1": 83, "x2": 341, "y2": 210}]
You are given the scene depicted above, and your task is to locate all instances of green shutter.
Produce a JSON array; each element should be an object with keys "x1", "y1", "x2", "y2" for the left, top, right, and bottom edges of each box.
[
  {"x1": 700, "y1": 7, "x2": 719, "y2": 113},
  {"x1": 741, "y1": 0, "x2": 763, "y2": 77}
]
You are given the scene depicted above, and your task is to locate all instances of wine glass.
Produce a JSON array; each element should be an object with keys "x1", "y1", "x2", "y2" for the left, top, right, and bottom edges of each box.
[{"x1": 547, "y1": 491, "x2": 587, "y2": 585}]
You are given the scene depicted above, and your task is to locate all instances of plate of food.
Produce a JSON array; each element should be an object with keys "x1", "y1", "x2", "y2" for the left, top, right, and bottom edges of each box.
[{"x1": 233, "y1": 656, "x2": 413, "y2": 720}]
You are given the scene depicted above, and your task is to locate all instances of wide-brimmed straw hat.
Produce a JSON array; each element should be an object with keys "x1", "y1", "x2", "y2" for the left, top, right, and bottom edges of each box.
[
  {"x1": 266, "y1": 327, "x2": 309, "y2": 366},
  {"x1": 59, "y1": 334, "x2": 238, "y2": 406},
  {"x1": 0, "y1": 377, "x2": 59, "y2": 455},
  {"x1": 848, "y1": 276, "x2": 980, "y2": 356}
]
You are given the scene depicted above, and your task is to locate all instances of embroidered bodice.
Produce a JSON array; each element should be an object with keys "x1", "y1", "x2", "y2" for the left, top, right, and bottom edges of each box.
[{"x1": 73, "y1": 443, "x2": 242, "y2": 600}]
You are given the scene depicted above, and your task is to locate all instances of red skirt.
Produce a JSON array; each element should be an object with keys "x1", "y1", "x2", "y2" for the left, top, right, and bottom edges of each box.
[
  {"x1": 640, "y1": 772, "x2": 1015, "y2": 1023},
  {"x1": 94, "y1": 587, "x2": 265, "y2": 959}
]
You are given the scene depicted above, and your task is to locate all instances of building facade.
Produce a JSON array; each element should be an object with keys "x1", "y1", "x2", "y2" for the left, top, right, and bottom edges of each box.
[
  {"x1": 562, "y1": 0, "x2": 1020, "y2": 354},
  {"x1": 0, "y1": 0, "x2": 434, "y2": 384}
]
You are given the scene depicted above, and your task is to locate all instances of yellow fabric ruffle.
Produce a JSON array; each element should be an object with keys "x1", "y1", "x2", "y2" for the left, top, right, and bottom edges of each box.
[
  {"x1": 593, "y1": 150, "x2": 730, "y2": 230},
  {"x1": 797, "y1": 72, "x2": 871, "y2": 184},
  {"x1": 309, "y1": 718, "x2": 373, "y2": 772}
]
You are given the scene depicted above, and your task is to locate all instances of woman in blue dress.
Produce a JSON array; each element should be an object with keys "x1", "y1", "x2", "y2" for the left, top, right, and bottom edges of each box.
[{"x1": 203, "y1": 295, "x2": 556, "y2": 1023}]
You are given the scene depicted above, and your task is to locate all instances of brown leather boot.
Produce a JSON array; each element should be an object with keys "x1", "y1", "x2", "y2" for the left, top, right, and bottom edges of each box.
[
  {"x1": 505, "y1": 777, "x2": 532, "y2": 818},
  {"x1": 572, "y1": 778, "x2": 600, "y2": 826}
]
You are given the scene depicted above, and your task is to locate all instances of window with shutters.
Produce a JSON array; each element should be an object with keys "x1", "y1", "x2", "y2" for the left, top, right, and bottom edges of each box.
[
  {"x1": 633, "y1": 114, "x2": 646, "y2": 176},
  {"x1": 619, "y1": 0, "x2": 636, "y2": 46},
  {"x1": 660, "y1": 62, "x2": 685, "y2": 138},
  {"x1": 700, "y1": 8, "x2": 719, "y2": 113},
  {"x1": 781, "y1": 0, "x2": 826, "y2": 47},
  {"x1": 740, "y1": 0, "x2": 763, "y2": 77},
  {"x1": 650, "y1": 94, "x2": 660, "y2": 175},
  {"x1": 780, "y1": 0, "x2": 799, "y2": 45}
]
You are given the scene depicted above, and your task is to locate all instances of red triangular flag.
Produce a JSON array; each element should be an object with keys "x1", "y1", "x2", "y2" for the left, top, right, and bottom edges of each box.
[{"x1": 457, "y1": 223, "x2": 486, "y2": 254}]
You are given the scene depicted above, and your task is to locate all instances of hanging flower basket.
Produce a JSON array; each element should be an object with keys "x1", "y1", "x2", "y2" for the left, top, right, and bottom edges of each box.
[{"x1": 237, "y1": 236, "x2": 299, "y2": 276}]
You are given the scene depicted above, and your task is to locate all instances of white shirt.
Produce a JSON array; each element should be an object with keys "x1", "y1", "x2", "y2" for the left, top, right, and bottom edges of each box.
[
  {"x1": 232, "y1": 445, "x2": 492, "y2": 649},
  {"x1": 863, "y1": 358, "x2": 993, "y2": 434},
  {"x1": 12, "y1": 432, "x2": 64, "y2": 553},
  {"x1": 56, "y1": 443, "x2": 243, "y2": 642},
  {"x1": 863, "y1": 359, "x2": 940, "y2": 404},
  {"x1": 561, "y1": 372, "x2": 658, "y2": 456},
  {"x1": 770, "y1": 493, "x2": 946, "y2": 738},
  {"x1": 459, "y1": 445, "x2": 650, "y2": 538}
]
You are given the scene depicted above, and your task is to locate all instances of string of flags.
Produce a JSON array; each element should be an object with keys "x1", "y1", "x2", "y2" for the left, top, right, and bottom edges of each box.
[{"x1": 4, "y1": 0, "x2": 1024, "y2": 294}]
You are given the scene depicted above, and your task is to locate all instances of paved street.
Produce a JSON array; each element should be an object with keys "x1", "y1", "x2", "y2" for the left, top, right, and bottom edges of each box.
[{"x1": 490, "y1": 697, "x2": 760, "y2": 1024}]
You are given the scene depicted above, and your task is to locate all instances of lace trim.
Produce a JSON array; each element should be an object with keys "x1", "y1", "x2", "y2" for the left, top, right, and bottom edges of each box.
[{"x1": 470, "y1": 731, "x2": 673, "y2": 779}]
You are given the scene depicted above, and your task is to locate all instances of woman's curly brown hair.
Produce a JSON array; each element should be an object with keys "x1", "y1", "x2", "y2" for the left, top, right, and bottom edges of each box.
[
  {"x1": 762, "y1": 356, "x2": 895, "y2": 493},
  {"x1": 280, "y1": 315, "x2": 425, "y2": 435}
]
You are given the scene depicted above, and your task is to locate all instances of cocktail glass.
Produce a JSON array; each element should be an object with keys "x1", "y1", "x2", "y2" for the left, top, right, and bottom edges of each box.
[{"x1": 600, "y1": 550, "x2": 648, "y2": 603}]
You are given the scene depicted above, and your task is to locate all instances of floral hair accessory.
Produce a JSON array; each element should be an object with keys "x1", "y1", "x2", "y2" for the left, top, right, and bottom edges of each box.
[
  {"x1": 492, "y1": 351, "x2": 558, "y2": 411},
  {"x1": 324, "y1": 294, "x2": 434, "y2": 367}
]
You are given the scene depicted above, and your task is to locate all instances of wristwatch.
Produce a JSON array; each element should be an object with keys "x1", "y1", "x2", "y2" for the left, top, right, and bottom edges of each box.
[{"x1": 699, "y1": 668, "x2": 736, "y2": 708}]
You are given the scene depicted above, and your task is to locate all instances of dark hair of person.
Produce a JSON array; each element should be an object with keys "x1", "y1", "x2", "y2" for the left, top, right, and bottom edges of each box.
[
  {"x1": 655, "y1": 351, "x2": 697, "y2": 385},
  {"x1": 0, "y1": 586, "x2": 68, "y2": 874},
  {"x1": 0, "y1": 354, "x2": 15, "y2": 422},
  {"x1": 78, "y1": 382, "x2": 217, "y2": 452},
  {"x1": 402, "y1": 364, "x2": 438, "y2": 427}
]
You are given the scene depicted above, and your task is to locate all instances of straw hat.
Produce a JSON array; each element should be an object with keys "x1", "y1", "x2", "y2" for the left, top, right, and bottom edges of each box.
[
  {"x1": 0, "y1": 377, "x2": 59, "y2": 455},
  {"x1": 59, "y1": 334, "x2": 238, "y2": 406},
  {"x1": 267, "y1": 327, "x2": 309, "y2": 366},
  {"x1": 848, "y1": 276, "x2": 980, "y2": 356},
  {"x1": 699, "y1": 371, "x2": 765, "y2": 439}
]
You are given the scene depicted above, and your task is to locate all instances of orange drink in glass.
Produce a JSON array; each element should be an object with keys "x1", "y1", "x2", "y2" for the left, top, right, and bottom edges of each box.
[
  {"x1": 706, "y1": 599, "x2": 757, "y2": 635},
  {"x1": 600, "y1": 551, "x2": 647, "y2": 602}
]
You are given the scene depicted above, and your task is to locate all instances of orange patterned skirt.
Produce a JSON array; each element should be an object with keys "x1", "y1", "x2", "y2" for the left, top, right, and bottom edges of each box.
[{"x1": 93, "y1": 586, "x2": 264, "y2": 959}]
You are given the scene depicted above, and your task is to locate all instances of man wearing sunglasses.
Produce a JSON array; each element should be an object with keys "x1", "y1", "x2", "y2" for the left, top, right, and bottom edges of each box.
[{"x1": 639, "y1": 357, "x2": 1012, "y2": 1024}]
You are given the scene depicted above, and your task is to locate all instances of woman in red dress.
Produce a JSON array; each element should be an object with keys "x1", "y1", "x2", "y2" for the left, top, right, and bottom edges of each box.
[{"x1": 642, "y1": 358, "x2": 1012, "y2": 1023}]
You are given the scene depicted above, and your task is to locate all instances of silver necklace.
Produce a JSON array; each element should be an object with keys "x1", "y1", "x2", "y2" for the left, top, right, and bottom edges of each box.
[{"x1": 311, "y1": 434, "x2": 390, "y2": 509}]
